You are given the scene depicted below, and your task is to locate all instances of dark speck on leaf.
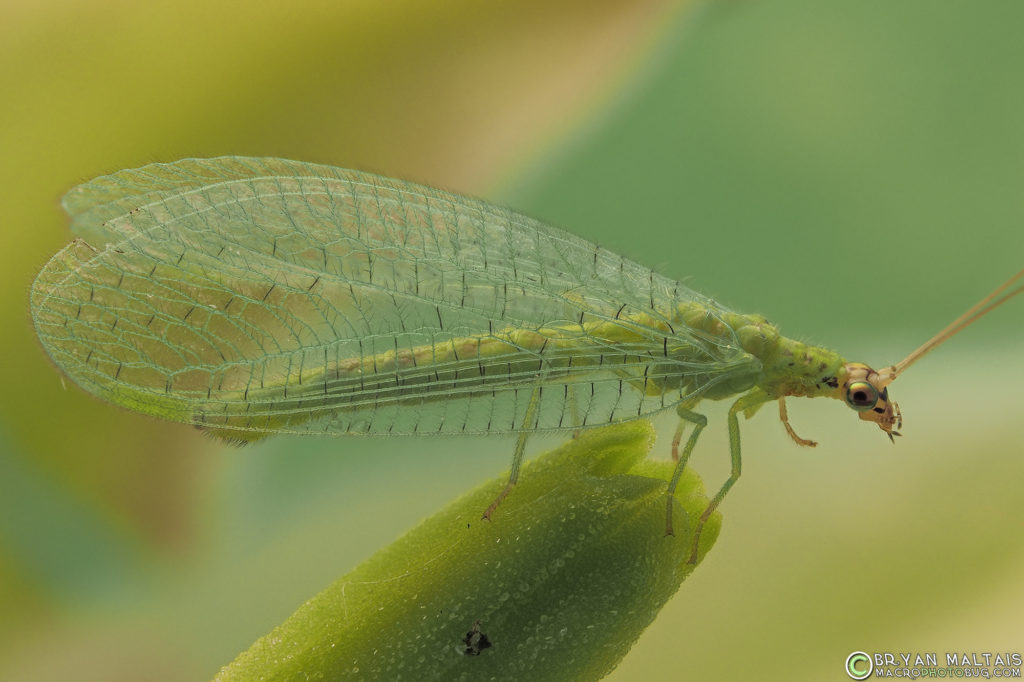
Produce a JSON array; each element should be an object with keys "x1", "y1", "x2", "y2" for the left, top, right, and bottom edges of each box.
[{"x1": 462, "y1": 620, "x2": 492, "y2": 656}]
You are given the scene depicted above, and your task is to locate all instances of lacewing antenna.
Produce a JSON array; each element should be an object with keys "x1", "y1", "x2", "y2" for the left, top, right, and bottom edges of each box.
[{"x1": 879, "y1": 269, "x2": 1024, "y2": 387}]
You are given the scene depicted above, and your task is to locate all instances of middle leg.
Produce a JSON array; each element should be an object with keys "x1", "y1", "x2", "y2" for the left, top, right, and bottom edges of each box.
[{"x1": 686, "y1": 390, "x2": 771, "y2": 564}]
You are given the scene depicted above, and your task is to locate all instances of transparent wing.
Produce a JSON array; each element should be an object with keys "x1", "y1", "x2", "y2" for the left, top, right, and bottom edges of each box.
[{"x1": 31, "y1": 157, "x2": 759, "y2": 437}]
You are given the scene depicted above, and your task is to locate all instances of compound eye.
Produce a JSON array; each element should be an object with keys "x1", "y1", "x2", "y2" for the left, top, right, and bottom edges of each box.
[{"x1": 845, "y1": 381, "x2": 879, "y2": 411}]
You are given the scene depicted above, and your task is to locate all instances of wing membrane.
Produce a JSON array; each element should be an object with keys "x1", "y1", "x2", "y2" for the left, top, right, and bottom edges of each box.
[{"x1": 32, "y1": 157, "x2": 759, "y2": 436}]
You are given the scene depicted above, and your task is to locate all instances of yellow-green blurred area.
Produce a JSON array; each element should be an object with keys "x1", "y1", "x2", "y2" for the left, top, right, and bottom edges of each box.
[{"x1": 2, "y1": 0, "x2": 1022, "y2": 680}]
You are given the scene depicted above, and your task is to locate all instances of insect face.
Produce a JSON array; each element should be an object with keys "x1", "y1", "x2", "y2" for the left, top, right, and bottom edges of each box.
[{"x1": 841, "y1": 362, "x2": 902, "y2": 442}]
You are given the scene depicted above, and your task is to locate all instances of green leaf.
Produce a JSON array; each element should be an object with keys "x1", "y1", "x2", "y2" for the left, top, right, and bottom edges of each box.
[{"x1": 213, "y1": 421, "x2": 720, "y2": 681}]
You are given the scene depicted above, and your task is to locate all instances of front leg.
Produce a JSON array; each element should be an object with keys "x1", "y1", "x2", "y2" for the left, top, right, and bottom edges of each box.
[{"x1": 778, "y1": 397, "x2": 817, "y2": 447}]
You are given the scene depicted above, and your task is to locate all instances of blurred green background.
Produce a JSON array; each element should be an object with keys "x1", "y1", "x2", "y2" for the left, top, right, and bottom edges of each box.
[{"x1": 2, "y1": 0, "x2": 1022, "y2": 680}]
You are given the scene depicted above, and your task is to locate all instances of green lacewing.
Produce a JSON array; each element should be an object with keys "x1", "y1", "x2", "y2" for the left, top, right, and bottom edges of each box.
[{"x1": 30, "y1": 157, "x2": 1023, "y2": 562}]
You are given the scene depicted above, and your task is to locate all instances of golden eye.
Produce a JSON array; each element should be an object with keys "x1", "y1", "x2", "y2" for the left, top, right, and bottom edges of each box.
[{"x1": 845, "y1": 381, "x2": 879, "y2": 411}]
